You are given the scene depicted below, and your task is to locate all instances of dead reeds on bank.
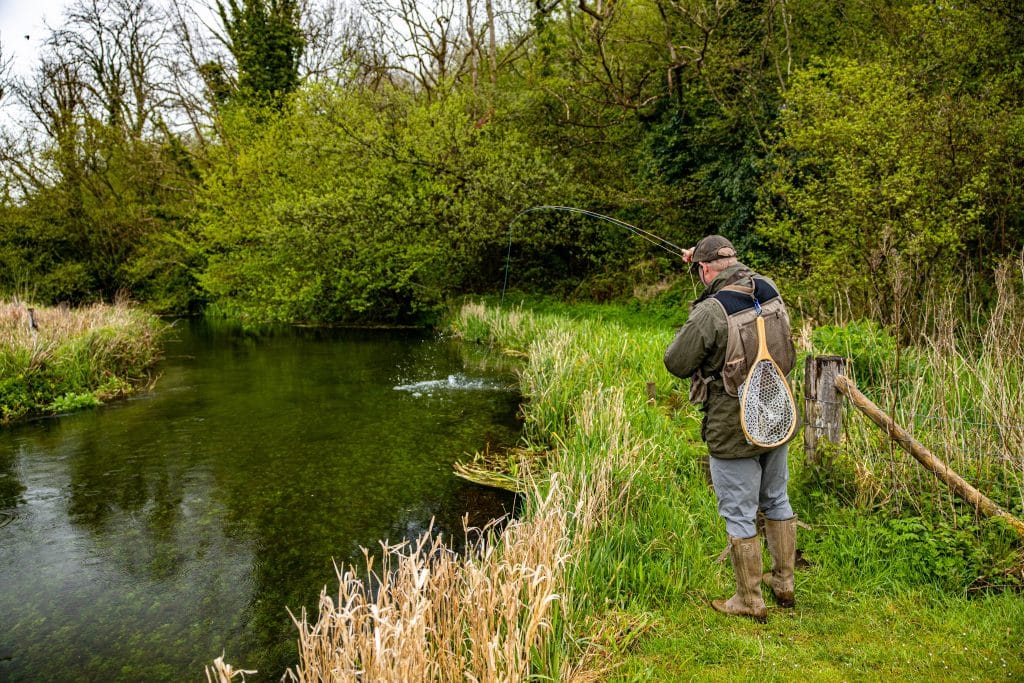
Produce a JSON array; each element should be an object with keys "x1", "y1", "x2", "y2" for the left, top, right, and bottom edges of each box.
[{"x1": 286, "y1": 480, "x2": 568, "y2": 683}]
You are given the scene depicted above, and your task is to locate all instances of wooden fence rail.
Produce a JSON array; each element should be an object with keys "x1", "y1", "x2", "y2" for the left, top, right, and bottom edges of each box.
[{"x1": 833, "y1": 373, "x2": 1024, "y2": 542}]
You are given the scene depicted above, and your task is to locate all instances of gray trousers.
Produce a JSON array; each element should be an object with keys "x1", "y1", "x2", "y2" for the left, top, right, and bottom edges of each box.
[{"x1": 709, "y1": 444, "x2": 793, "y2": 538}]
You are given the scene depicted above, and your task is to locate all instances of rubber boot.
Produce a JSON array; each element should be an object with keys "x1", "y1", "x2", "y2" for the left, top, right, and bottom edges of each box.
[
  {"x1": 711, "y1": 535, "x2": 768, "y2": 622},
  {"x1": 762, "y1": 517, "x2": 796, "y2": 608}
]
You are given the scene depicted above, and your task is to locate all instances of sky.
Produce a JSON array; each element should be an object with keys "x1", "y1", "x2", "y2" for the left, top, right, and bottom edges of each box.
[{"x1": 0, "y1": 0, "x2": 71, "y2": 79}]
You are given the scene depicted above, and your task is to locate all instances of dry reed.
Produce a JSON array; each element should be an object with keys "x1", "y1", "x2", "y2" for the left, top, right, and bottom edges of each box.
[
  {"x1": 205, "y1": 654, "x2": 256, "y2": 683},
  {"x1": 1, "y1": 300, "x2": 160, "y2": 368},
  {"x1": 1, "y1": 299, "x2": 147, "y2": 344},
  {"x1": 284, "y1": 479, "x2": 570, "y2": 682}
]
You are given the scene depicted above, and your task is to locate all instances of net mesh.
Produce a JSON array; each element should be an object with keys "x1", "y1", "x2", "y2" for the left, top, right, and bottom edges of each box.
[{"x1": 741, "y1": 360, "x2": 796, "y2": 447}]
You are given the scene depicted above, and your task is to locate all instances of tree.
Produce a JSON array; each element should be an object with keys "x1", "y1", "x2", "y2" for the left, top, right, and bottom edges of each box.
[
  {"x1": 756, "y1": 59, "x2": 989, "y2": 328},
  {"x1": 0, "y1": 0, "x2": 202, "y2": 308},
  {"x1": 216, "y1": 0, "x2": 306, "y2": 108},
  {"x1": 196, "y1": 84, "x2": 565, "y2": 322}
]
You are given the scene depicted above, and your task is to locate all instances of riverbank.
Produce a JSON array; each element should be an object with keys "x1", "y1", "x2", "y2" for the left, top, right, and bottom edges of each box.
[
  {"x1": 0, "y1": 300, "x2": 166, "y2": 424},
  {"x1": 461, "y1": 298, "x2": 1024, "y2": 680},
  {"x1": 275, "y1": 296, "x2": 1023, "y2": 680}
]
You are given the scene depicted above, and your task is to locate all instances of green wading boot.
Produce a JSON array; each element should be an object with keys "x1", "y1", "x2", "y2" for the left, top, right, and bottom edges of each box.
[
  {"x1": 763, "y1": 517, "x2": 797, "y2": 608},
  {"x1": 711, "y1": 535, "x2": 768, "y2": 623}
]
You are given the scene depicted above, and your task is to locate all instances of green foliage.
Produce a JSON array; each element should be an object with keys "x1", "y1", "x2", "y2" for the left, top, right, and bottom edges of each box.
[
  {"x1": 0, "y1": 375, "x2": 30, "y2": 423},
  {"x1": 197, "y1": 87, "x2": 567, "y2": 323},
  {"x1": 0, "y1": 121, "x2": 200, "y2": 312},
  {"x1": 2, "y1": 0, "x2": 1023, "y2": 327},
  {"x1": 811, "y1": 319, "x2": 900, "y2": 386},
  {"x1": 217, "y1": 0, "x2": 305, "y2": 109},
  {"x1": 641, "y1": 97, "x2": 762, "y2": 246},
  {"x1": 0, "y1": 303, "x2": 166, "y2": 424},
  {"x1": 757, "y1": 58, "x2": 990, "y2": 326},
  {"x1": 875, "y1": 516, "x2": 988, "y2": 589},
  {"x1": 47, "y1": 391, "x2": 102, "y2": 414}
]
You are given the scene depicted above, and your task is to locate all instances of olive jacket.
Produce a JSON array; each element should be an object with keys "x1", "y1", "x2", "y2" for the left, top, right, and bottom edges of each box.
[{"x1": 663, "y1": 262, "x2": 792, "y2": 459}]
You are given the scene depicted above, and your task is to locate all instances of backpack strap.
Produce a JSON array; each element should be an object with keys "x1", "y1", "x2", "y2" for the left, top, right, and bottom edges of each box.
[
  {"x1": 721, "y1": 282, "x2": 755, "y2": 295},
  {"x1": 720, "y1": 275, "x2": 762, "y2": 314}
]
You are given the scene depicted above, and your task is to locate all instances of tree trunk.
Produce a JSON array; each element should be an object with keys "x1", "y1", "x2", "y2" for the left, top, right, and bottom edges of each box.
[{"x1": 486, "y1": 0, "x2": 497, "y2": 87}]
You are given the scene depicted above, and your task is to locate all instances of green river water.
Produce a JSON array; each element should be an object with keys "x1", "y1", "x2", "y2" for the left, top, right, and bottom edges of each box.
[{"x1": 0, "y1": 319, "x2": 521, "y2": 681}]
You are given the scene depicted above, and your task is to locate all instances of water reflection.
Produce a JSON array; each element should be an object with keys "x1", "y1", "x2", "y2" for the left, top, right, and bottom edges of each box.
[
  {"x1": 0, "y1": 320, "x2": 520, "y2": 681},
  {"x1": 0, "y1": 436, "x2": 25, "y2": 514}
]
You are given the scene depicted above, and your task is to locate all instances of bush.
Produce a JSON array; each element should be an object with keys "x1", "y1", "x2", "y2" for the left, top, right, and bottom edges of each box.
[{"x1": 811, "y1": 319, "x2": 920, "y2": 387}]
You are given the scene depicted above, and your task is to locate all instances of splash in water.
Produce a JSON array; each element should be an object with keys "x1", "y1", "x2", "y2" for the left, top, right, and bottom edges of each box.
[{"x1": 394, "y1": 374, "x2": 507, "y2": 396}]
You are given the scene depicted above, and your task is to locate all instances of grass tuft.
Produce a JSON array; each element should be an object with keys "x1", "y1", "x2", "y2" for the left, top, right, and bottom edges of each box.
[{"x1": 0, "y1": 299, "x2": 167, "y2": 423}]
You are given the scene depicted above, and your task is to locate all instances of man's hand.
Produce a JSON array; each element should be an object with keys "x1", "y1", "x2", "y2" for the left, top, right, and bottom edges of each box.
[{"x1": 681, "y1": 247, "x2": 695, "y2": 264}]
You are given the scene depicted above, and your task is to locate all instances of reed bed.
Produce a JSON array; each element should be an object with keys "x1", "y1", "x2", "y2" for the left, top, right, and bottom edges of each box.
[
  {"x1": 285, "y1": 479, "x2": 569, "y2": 682},
  {"x1": 0, "y1": 299, "x2": 166, "y2": 422}
]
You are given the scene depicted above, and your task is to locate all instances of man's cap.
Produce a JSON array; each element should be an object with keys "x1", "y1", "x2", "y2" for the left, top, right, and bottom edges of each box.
[{"x1": 690, "y1": 235, "x2": 736, "y2": 272}]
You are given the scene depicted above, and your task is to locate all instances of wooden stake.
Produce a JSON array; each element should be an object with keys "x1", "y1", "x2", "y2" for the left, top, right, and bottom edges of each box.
[
  {"x1": 803, "y1": 355, "x2": 848, "y2": 464},
  {"x1": 834, "y1": 374, "x2": 1024, "y2": 541}
]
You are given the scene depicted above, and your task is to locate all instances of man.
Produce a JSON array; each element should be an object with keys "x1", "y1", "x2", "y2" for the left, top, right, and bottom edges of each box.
[{"x1": 663, "y1": 235, "x2": 798, "y2": 622}]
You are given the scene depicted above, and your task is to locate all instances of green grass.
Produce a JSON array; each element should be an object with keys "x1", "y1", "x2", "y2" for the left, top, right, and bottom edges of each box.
[
  {"x1": 447, "y1": 294, "x2": 1024, "y2": 682},
  {"x1": 619, "y1": 591, "x2": 1022, "y2": 682}
]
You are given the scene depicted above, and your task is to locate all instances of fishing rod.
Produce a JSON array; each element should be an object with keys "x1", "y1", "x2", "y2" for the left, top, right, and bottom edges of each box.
[{"x1": 501, "y1": 205, "x2": 684, "y2": 304}]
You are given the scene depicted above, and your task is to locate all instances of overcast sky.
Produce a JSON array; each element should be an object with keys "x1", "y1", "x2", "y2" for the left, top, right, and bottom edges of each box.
[{"x1": 1, "y1": 0, "x2": 70, "y2": 78}]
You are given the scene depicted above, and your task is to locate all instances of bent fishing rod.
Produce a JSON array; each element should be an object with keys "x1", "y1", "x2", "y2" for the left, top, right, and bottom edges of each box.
[{"x1": 501, "y1": 205, "x2": 684, "y2": 304}]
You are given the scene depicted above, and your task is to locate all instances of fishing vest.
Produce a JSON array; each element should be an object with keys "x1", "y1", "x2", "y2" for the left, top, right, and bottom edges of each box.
[{"x1": 690, "y1": 275, "x2": 795, "y2": 403}]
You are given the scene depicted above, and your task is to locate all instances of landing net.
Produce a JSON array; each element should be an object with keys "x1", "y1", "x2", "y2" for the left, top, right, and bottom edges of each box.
[{"x1": 740, "y1": 359, "x2": 796, "y2": 448}]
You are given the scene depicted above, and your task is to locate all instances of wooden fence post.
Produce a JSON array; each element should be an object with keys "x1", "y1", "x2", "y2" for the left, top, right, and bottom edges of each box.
[{"x1": 803, "y1": 355, "x2": 848, "y2": 465}]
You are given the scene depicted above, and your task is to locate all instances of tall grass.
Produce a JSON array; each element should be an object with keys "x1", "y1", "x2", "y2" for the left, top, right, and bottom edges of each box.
[
  {"x1": 810, "y1": 257, "x2": 1024, "y2": 529},
  {"x1": 0, "y1": 299, "x2": 166, "y2": 423}
]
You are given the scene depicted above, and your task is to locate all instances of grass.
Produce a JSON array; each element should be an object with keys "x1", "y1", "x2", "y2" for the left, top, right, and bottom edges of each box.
[
  {"x1": 620, "y1": 591, "x2": 1021, "y2": 682},
  {"x1": 453, "y1": 289, "x2": 1023, "y2": 680},
  {"x1": 0, "y1": 299, "x2": 167, "y2": 423},
  {"x1": 808, "y1": 263, "x2": 1024, "y2": 524},
  {"x1": 271, "y1": 259, "x2": 1024, "y2": 681}
]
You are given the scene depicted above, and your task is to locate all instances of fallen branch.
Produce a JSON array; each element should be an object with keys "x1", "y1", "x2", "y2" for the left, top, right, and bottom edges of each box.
[{"x1": 834, "y1": 374, "x2": 1024, "y2": 542}]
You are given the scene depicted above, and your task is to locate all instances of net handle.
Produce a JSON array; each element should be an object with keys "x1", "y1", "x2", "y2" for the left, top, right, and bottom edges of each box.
[{"x1": 753, "y1": 315, "x2": 771, "y2": 363}]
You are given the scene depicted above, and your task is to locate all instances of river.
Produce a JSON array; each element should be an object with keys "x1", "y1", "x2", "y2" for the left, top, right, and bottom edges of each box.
[{"x1": 0, "y1": 319, "x2": 521, "y2": 681}]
